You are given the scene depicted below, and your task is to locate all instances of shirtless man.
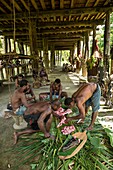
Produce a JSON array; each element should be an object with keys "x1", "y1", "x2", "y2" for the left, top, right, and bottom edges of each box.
[
  {"x1": 11, "y1": 79, "x2": 54, "y2": 143},
  {"x1": 11, "y1": 79, "x2": 32, "y2": 115},
  {"x1": 64, "y1": 83, "x2": 101, "y2": 130},
  {"x1": 15, "y1": 74, "x2": 36, "y2": 102},
  {"x1": 39, "y1": 78, "x2": 68, "y2": 101}
]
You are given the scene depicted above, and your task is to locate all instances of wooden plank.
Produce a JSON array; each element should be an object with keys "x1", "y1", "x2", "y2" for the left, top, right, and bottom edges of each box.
[
  {"x1": 0, "y1": 6, "x2": 112, "y2": 20},
  {"x1": 31, "y1": 0, "x2": 38, "y2": 10},
  {"x1": 39, "y1": 0, "x2": 46, "y2": 10},
  {"x1": 20, "y1": 0, "x2": 29, "y2": 11},
  {"x1": 94, "y1": 0, "x2": 100, "y2": 7},
  {"x1": 0, "y1": 7, "x2": 7, "y2": 13},
  {"x1": 10, "y1": 0, "x2": 22, "y2": 12},
  {"x1": 1, "y1": 0, "x2": 12, "y2": 11}
]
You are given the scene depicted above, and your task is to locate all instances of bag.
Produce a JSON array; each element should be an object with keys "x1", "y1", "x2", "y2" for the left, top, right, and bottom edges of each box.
[{"x1": 7, "y1": 103, "x2": 13, "y2": 110}]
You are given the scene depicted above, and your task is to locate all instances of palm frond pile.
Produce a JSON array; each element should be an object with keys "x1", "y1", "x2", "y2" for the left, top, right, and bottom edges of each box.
[{"x1": 11, "y1": 113, "x2": 113, "y2": 170}]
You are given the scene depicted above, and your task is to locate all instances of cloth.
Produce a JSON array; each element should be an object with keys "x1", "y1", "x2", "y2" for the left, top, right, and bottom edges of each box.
[
  {"x1": 85, "y1": 84, "x2": 101, "y2": 112},
  {"x1": 15, "y1": 105, "x2": 27, "y2": 115},
  {"x1": 23, "y1": 113, "x2": 51, "y2": 130}
]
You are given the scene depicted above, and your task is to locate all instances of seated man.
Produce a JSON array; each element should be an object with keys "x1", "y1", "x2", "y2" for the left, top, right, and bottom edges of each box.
[
  {"x1": 11, "y1": 79, "x2": 33, "y2": 115},
  {"x1": 39, "y1": 78, "x2": 68, "y2": 101},
  {"x1": 15, "y1": 74, "x2": 24, "y2": 89},
  {"x1": 39, "y1": 67, "x2": 50, "y2": 83},
  {"x1": 15, "y1": 74, "x2": 36, "y2": 102},
  {"x1": 64, "y1": 83, "x2": 101, "y2": 130},
  {"x1": 12, "y1": 80, "x2": 58, "y2": 144}
]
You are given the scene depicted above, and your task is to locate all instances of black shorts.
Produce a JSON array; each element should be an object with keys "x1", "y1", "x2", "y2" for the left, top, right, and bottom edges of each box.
[{"x1": 23, "y1": 113, "x2": 51, "y2": 130}]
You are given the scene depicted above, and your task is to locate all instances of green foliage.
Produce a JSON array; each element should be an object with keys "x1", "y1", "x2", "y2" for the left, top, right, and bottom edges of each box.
[
  {"x1": 10, "y1": 115, "x2": 113, "y2": 170},
  {"x1": 86, "y1": 55, "x2": 97, "y2": 70}
]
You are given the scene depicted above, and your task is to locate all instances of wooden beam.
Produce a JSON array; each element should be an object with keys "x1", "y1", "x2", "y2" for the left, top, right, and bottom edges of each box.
[
  {"x1": 20, "y1": 0, "x2": 29, "y2": 11},
  {"x1": 36, "y1": 20, "x2": 104, "y2": 29},
  {"x1": 31, "y1": 0, "x2": 38, "y2": 10},
  {"x1": 80, "y1": 0, "x2": 90, "y2": 20},
  {"x1": 0, "y1": 20, "x2": 104, "y2": 31},
  {"x1": 85, "y1": 0, "x2": 90, "y2": 7},
  {"x1": 93, "y1": 0, "x2": 100, "y2": 7},
  {"x1": 0, "y1": 7, "x2": 7, "y2": 13},
  {"x1": 39, "y1": 0, "x2": 46, "y2": 10},
  {"x1": 104, "y1": 0, "x2": 110, "y2": 6},
  {"x1": 9, "y1": 0, "x2": 22, "y2": 11},
  {"x1": 2, "y1": 27, "x2": 92, "y2": 36},
  {"x1": 0, "y1": 6, "x2": 112, "y2": 20},
  {"x1": 1, "y1": 0, "x2": 12, "y2": 11}
]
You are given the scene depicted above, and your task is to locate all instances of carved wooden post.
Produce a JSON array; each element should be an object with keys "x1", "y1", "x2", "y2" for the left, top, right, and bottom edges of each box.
[
  {"x1": 4, "y1": 36, "x2": 8, "y2": 53},
  {"x1": 91, "y1": 26, "x2": 96, "y2": 56},
  {"x1": 8, "y1": 38, "x2": 11, "y2": 52},
  {"x1": 18, "y1": 42, "x2": 24, "y2": 55},
  {"x1": 104, "y1": 11, "x2": 110, "y2": 73},
  {"x1": 29, "y1": 19, "x2": 39, "y2": 70},
  {"x1": 43, "y1": 38, "x2": 49, "y2": 72},
  {"x1": 50, "y1": 45, "x2": 55, "y2": 70},
  {"x1": 82, "y1": 32, "x2": 89, "y2": 77}
]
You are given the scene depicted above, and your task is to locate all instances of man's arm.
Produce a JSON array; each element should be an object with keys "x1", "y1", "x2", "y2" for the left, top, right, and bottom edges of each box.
[
  {"x1": 50, "y1": 83, "x2": 53, "y2": 101},
  {"x1": 59, "y1": 84, "x2": 62, "y2": 98},
  {"x1": 20, "y1": 93, "x2": 32, "y2": 107},
  {"x1": 38, "y1": 107, "x2": 52, "y2": 137}
]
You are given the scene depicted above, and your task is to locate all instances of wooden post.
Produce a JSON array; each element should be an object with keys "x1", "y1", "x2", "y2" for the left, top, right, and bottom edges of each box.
[
  {"x1": 4, "y1": 36, "x2": 8, "y2": 53},
  {"x1": 91, "y1": 26, "x2": 96, "y2": 56},
  {"x1": 29, "y1": 19, "x2": 39, "y2": 70},
  {"x1": 82, "y1": 32, "x2": 89, "y2": 77},
  {"x1": 43, "y1": 38, "x2": 49, "y2": 72},
  {"x1": 50, "y1": 45, "x2": 55, "y2": 70},
  {"x1": 8, "y1": 38, "x2": 11, "y2": 52},
  {"x1": 104, "y1": 11, "x2": 110, "y2": 73}
]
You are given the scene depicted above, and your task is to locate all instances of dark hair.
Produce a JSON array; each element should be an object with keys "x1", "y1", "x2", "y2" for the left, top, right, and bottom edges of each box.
[
  {"x1": 19, "y1": 79, "x2": 28, "y2": 87},
  {"x1": 64, "y1": 97, "x2": 73, "y2": 106},
  {"x1": 18, "y1": 74, "x2": 24, "y2": 78},
  {"x1": 55, "y1": 78, "x2": 61, "y2": 84}
]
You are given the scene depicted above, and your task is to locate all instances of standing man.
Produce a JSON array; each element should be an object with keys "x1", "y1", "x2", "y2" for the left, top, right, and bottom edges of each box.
[{"x1": 64, "y1": 83, "x2": 101, "y2": 130}]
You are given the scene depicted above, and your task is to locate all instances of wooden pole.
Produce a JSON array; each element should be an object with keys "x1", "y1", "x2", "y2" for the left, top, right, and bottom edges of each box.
[{"x1": 104, "y1": 11, "x2": 110, "y2": 73}]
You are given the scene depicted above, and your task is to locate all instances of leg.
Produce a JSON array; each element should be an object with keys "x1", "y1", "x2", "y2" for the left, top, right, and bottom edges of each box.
[
  {"x1": 14, "y1": 128, "x2": 40, "y2": 145},
  {"x1": 86, "y1": 111, "x2": 98, "y2": 131},
  {"x1": 45, "y1": 114, "x2": 52, "y2": 132},
  {"x1": 45, "y1": 114, "x2": 55, "y2": 140}
]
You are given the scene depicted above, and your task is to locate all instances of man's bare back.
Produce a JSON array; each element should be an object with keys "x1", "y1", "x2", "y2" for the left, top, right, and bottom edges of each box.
[
  {"x1": 24, "y1": 101, "x2": 50, "y2": 115},
  {"x1": 72, "y1": 83, "x2": 97, "y2": 104}
]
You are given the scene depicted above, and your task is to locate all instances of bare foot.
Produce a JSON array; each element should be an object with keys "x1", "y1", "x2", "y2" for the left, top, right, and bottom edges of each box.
[
  {"x1": 14, "y1": 132, "x2": 18, "y2": 145},
  {"x1": 86, "y1": 126, "x2": 93, "y2": 131}
]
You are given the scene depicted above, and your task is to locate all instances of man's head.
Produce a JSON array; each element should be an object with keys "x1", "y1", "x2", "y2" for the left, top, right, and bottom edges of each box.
[
  {"x1": 51, "y1": 99, "x2": 61, "y2": 111},
  {"x1": 55, "y1": 78, "x2": 61, "y2": 84},
  {"x1": 19, "y1": 79, "x2": 29, "y2": 92},
  {"x1": 18, "y1": 74, "x2": 24, "y2": 82},
  {"x1": 64, "y1": 97, "x2": 75, "y2": 108}
]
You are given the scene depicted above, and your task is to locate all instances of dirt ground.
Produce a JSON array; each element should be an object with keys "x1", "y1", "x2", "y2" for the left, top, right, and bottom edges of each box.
[
  {"x1": 0, "y1": 67, "x2": 80, "y2": 170},
  {"x1": 0, "y1": 66, "x2": 112, "y2": 170}
]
